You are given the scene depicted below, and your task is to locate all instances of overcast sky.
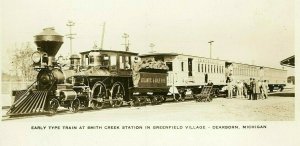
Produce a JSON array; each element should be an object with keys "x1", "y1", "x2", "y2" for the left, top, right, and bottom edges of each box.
[{"x1": 1, "y1": 0, "x2": 295, "y2": 74}]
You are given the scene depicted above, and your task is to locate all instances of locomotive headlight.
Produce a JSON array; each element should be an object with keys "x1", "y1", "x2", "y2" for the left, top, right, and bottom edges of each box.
[{"x1": 32, "y1": 51, "x2": 41, "y2": 63}]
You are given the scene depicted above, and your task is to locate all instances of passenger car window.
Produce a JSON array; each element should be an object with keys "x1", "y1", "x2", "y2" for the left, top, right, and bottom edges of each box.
[{"x1": 166, "y1": 62, "x2": 173, "y2": 71}]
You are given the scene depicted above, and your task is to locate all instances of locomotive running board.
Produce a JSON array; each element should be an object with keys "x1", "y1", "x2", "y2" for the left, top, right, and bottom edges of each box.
[
  {"x1": 6, "y1": 91, "x2": 48, "y2": 116},
  {"x1": 129, "y1": 87, "x2": 170, "y2": 93}
]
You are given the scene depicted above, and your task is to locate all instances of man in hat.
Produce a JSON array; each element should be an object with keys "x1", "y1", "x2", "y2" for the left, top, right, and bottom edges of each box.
[
  {"x1": 262, "y1": 80, "x2": 269, "y2": 99},
  {"x1": 248, "y1": 78, "x2": 253, "y2": 100},
  {"x1": 237, "y1": 80, "x2": 243, "y2": 98},
  {"x1": 227, "y1": 79, "x2": 233, "y2": 99},
  {"x1": 252, "y1": 78, "x2": 257, "y2": 100}
]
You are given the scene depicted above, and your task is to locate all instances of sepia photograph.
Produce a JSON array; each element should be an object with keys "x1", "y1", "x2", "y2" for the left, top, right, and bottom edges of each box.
[{"x1": 0, "y1": 0, "x2": 298, "y2": 145}]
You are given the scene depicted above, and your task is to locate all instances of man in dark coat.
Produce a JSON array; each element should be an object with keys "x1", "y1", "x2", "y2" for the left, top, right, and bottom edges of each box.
[
  {"x1": 252, "y1": 78, "x2": 257, "y2": 100},
  {"x1": 248, "y1": 78, "x2": 253, "y2": 100}
]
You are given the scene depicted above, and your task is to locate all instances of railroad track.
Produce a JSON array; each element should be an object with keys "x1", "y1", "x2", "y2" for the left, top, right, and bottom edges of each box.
[{"x1": 2, "y1": 97, "x2": 197, "y2": 121}]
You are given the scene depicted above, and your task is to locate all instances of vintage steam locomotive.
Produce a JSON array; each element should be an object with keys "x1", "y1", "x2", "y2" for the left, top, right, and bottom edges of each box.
[{"x1": 7, "y1": 28, "x2": 170, "y2": 116}]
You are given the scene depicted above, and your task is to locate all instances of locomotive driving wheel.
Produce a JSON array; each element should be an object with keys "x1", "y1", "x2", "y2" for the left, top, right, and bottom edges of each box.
[
  {"x1": 110, "y1": 82, "x2": 125, "y2": 108},
  {"x1": 91, "y1": 82, "x2": 107, "y2": 110},
  {"x1": 70, "y1": 98, "x2": 80, "y2": 113},
  {"x1": 49, "y1": 98, "x2": 59, "y2": 115}
]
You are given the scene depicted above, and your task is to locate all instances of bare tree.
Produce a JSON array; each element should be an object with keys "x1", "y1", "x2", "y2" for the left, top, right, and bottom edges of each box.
[{"x1": 11, "y1": 42, "x2": 37, "y2": 81}]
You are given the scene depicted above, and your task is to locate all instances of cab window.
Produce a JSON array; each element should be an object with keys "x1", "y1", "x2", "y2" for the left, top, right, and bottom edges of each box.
[
  {"x1": 118, "y1": 55, "x2": 131, "y2": 69},
  {"x1": 119, "y1": 56, "x2": 124, "y2": 69},
  {"x1": 89, "y1": 56, "x2": 94, "y2": 65},
  {"x1": 100, "y1": 55, "x2": 109, "y2": 66},
  {"x1": 110, "y1": 56, "x2": 117, "y2": 66},
  {"x1": 125, "y1": 56, "x2": 131, "y2": 69}
]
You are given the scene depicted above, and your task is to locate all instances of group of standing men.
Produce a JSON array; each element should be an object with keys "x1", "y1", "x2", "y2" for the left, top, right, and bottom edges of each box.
[
  {"x1": 227, "y1": 78, "x2": 269, "y2": 100},
  {"x1": 247, "y1": 78, "x2": 269, "y2": 100}
]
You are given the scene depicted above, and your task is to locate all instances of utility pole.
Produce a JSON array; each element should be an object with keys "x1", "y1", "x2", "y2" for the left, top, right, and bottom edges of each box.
[
  {"x1": 122, "y1": 33, "x2": 130, "y2": 51},
  {"x1": 66, "y1": 20, "x2": 76, "y2": 55},
  {"x1": 100, "y1": 22, "x2": 106, "y2": 50},
  {"x1": 149, "y1": 43, "x2": 155, "y2": 53},
  {"x1": 208, "y1": 41, "x2": 214, "y2": 58}
]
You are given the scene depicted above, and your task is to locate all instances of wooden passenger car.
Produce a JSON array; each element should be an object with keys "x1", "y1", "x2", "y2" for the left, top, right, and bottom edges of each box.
[
  {"x1": 140, "y1": 53, "x2": 287, "y2": 100},
  {"x1": 139, "y1": 53, "x2": 227, "y2": 99},
  {"x1": 228, "y1": 61, "x2": 287, "y2": 91}
]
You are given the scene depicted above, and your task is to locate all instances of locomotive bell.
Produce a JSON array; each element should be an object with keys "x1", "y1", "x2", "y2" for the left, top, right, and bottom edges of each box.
[{"x1": 34, "y1": 27, "x2": 63, "y2": 66}]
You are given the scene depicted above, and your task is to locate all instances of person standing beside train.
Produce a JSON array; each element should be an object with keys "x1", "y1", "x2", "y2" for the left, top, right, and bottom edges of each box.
[
  {"x1": 250, "y1": 78, "x2": 257, "y2": 100},
  {"x1": 242, "y1": 80, "x2": 248, "y2": 99},
  {"x1": 248, "y1": 78, "x2": 253, "y2": 100},
  {"x1": 132, "y1": 57, "x2": 141, "y2": 87},
  {"x1": 262, "y1": 80, "x2": 269, "y2": 99},
  {"x1": 227, "y1": 79, "x2": 233, "y2": 99},
  {"x1": 256, "y1": 80, "x2": 262, "y2": 100},
  {"x1": 236, "y1": 80, "x2": 243, "y2": 98},
  {"x1": 240, "y1": 81, "x2": 244, "y2": 98},
  {"x1": 252, "y1": 78, "x2": 257, "y2": 100}
]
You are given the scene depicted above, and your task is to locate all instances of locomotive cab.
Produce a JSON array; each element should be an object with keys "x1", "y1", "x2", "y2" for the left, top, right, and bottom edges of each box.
[{"x1": 80, "y1": 49, "x2": 138, "y2": 74}]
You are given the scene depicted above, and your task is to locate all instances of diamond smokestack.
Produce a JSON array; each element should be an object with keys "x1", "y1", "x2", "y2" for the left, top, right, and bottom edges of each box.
[{"x1": 34, "y1": 27, "x2": 63, "y2": 57}]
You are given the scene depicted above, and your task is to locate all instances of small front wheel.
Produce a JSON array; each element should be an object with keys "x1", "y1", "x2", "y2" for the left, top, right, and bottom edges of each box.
[
  {"x1": 49, "y1": 98, "x2": 59, "y2": 115},
  {"x1": 70, "y1": 98, "x2": 80, "y2": 113}
]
